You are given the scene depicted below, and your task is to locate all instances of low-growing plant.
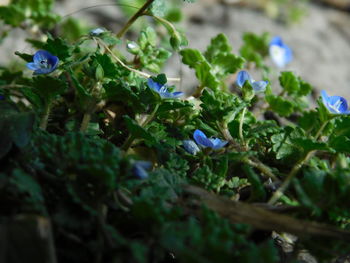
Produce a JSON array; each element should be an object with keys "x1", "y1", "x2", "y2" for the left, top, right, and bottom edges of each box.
[{"x1": 1, "y1": 0, "x2": 350, "y2": 262}]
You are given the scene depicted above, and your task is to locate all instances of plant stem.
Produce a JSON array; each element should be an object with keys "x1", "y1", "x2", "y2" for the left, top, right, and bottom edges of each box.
[
  {"x1": 141, "y1": 103, "x2": 160, "y2": 127},
  {"x1": 117, "y1": 0, "x2": 156, "y2": 38},
  {"x1": 97, "y1": 39, "x2": 180, "y2": 82},
  {"x1": 239, "y1": 107, "x2": 247, "y2": 146},
  {"x1": 80, "y1": 113, "x2": 91, "y2": 132},
  {"x1": 122, "y1": 103, "x2": 160, "y2": 151},
  {"x1": 244, "y1": 158, "x2": 278, "y2": 181},
  {"x1": 315, "y1": 120, "x2": 329, "y2": 140},
  {"x1": 267, "y1": 150, "x2": 315, "y2": 205},
  {"x1": 40, "y1": 102, "x2": 52, "y2": 130},
  {"x1": 267, "y1": 119, "x2": 329, "y2": 205}
]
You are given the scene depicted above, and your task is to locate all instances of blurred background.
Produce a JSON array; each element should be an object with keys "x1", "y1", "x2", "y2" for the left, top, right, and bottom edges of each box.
[{"x1": 1, "y1": 0, "x2": 350, "y2": 97}]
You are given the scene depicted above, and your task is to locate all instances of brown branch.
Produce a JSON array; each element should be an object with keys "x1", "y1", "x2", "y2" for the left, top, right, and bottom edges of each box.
[{"x1": 183, "y1": 185, "x2": 350, "y2": 241}]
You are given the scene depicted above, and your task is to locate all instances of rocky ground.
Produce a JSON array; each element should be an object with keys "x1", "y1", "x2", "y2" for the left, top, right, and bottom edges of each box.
[{"x1": 1, "y1": 0, "x2": 350, "y2": 99}]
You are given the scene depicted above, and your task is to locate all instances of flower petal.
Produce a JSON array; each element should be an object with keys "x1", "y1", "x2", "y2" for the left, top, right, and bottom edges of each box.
[
  {"x1": 252, "y1": 81, "x2": 268, "y2": 93},
  {"x1": 33, "y1": 50, "x2": 51, "y2": 64},
  {"x1": 133, "y1": 161, "x2": 152, "y2": 179},
  {"x1": 236, "y1": 70, "x2": 252, "y2": 88},
  {"x1": 169, "y1": 91, "x2": 184, "y2": 98},
  {"x1": 26, "y1": 62, "x2": 38, "y2": 71},
  {"x1": 193, "y1": 129, "x2": 213, "y2": 148},
  {"x1": 183, "y1": 140, "x2": 200, "y2": 155},
  {"x1": 147, "y1": 78, "x2": 162, "y2": 92},
  {"x1": 209, "y1": 138, "x2": 228, "y2": 150}
]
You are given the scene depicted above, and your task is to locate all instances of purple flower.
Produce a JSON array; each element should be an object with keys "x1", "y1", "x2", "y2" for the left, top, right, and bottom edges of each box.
[
  {"x1": 26, "y1": 50, "x2": 59, "y2": 75},
  {"x1": 133, "y1": 161, "x2": 152, "y2": 179},
  {"x1": 269, "y1": 36, "x2": 292, "y2": 68},
  {"x1": 236, "y1": 70, "x2": 268, "y2": 93},
  {"x1": 193, "y1": 129, "x2": 228, "y2": 150},
  {"x1": 182, "y1": 140, "x2": 200, "y2": 155},
  {"x1": 321, "y1": 90, "x2": 350, "y2": 114},
  {"x1": 147, "y1": 78, "x2": 184, "y2": 99}
]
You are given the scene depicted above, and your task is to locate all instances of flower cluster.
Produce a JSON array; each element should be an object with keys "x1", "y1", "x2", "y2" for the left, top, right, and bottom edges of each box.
[
  {"x1": 269, "y1": 36, "x2": 292, "y2": 68},
  {"x1": 26, "y1": 50, "x2": 59, "y2": 75},
  {"x1": 147, "y1": 78, "x2": 184, "y2": 99},
  {"x1": 236, "y1": 70, "x2": 268, "y2": 93}
]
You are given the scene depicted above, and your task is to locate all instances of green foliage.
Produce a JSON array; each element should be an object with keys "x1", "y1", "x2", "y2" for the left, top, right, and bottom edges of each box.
[
  {"x1": 180, "y1": 33, "x2": 244, "y2": 90},
  {"x1": 240, "y1": 32, "x2": 270, "y2": 68},
  {"x1": 1, "y1": 2, "x2": 350, "y2": 262},
  {"x1": 0, "y1": 0, "x2": 60, "y2": 28},
  {"x1": 127, "y1": 27, "x2": 171, "y2": 73},
  {"x1": 0, "y1": 102, "x2": 35, "y2": 159}
]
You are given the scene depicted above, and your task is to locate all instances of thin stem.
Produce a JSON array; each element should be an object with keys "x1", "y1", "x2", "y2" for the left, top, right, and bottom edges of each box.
[
  {"x1": 315, "y1": 120, "x2": 329, "y2": 140},
  {"x1": 117, "y1": 0, "x2": 156, "y2": 38},
  {"x1": 149, "y1": 14, "x2": 177, "y2": 35},
  {"x1": 80, "y1": 113, "x2": 91, "y2": 132},
  {"x1": 239, "y1": 107, "x2": 247, "y2": 146},
  {"x1": 40, "y1": 102, "x2": 52, "y2": 130},
  {"x1": 267, "y1": 119, "x2": 330, "y2": 204},
  {"x1": 97, "y1": 39, "x2": 180, "y2": 82},
  {"x1": 267, "y1": 150, "x2": 315, "y2": 205},
  {"x1": 141, "y1": 103, "x2": 160, "y2": 127},
  {"x1": 122, "y1": 103, "x2": 160, "y2": 151},
  {"x1": 244, "y1": 158, "x2": 278, "y2": 181}
]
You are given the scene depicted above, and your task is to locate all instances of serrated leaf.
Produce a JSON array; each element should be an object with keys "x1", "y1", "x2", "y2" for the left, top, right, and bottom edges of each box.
[
  {"x1": 292, "y1": 138, "x2": 331, "y2": 153},
  {"x1": 329, "y1": 136, "x2": 350, "y2": 154},
  {"x1": 32, "y1": 76, "x2": 67, "y2": 103},
  {"x1": 43, "y1": 36, "x2": 71, "y2": 60},
  {"x1": 271, "y1": 127, "x2": 303, "y2": 160},
  {"x1": 266, "y1": 95, "x2": 294, "y2": 117},
  {"x1": 92, "y1": 53, "x2": 119, "y2": 79},
  {"x1": 204, "y1": 33, "x2": 232, "y2": 62}
]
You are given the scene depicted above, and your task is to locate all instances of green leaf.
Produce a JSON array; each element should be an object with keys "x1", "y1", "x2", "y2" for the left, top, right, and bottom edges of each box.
[
  {"x1": 124, "y1": 115, "x2": 156, "y2": 144},
  {"x1": 292, "y1": 138, "x2": 331, "y2": 153},
  {"x1": 32, "y1": 76, "x2": 67, "y2": 104},
  {"x1": 279, "y1": 71, "x2": 312, "y2": 97},
  {"x1": 149, "y1": 0, "x2": 166, "y2": 17},
  {"x1": 204, "y1": 33, "x2": 232, "y2": 62},
  {"x1": 243, "y1": 164, "x2": 266, "y2": 201},
  {"x1": 92, "y1": 53, "x2": 119, "y2": 79},
  {"x1": 271, "y1": 127, "x2": 303, "y2": 160},
  {"x1": 239, "y1": 32, "x2": 269, "y2": 68},
  {"x1": 329, "y1": 136, "x2": 350, "y2": 154},
  {"x1": 14, "y1": 51, "x2": 34, "y2": 62},
  {"x1": 43, "y1": 35, "x2": 72, "y2": 60},
  {"x1": 265, "y1": 95, "x2": 294, "y2": 117}
]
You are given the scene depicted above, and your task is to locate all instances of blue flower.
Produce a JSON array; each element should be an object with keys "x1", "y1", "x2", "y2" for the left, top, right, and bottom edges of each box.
[
  {"x1": 236, "y1": 70, "x2": 268, "y2": 93},
  {"x1": 182, "y1": 140, "x2": 200, "y2": 155},
  {"x1": 321, "y1": 90, "x2": 350, "y2": 114},
  {"x1": 90, "y1": 28, "x2": 105, "y2": 36},
  {"x1": 26, "y1": 50, "x2": 59, "y2": 75},
  {"x1": 269, "y1": 36, "x2": 292, "y2": 68},
  {"x1": 147, "y1": 78, "x2": 184, "y2": 99},
  {"x1": 132, "y1": 161, "x2": 152, "y2": 179},
  {"x1": 193, "y1": 129, "x2": 228, "y2": 150}
]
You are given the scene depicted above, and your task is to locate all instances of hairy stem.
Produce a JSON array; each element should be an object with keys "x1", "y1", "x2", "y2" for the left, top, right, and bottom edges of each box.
[
  {"x1": 80, "y1": 113, "x2": 92, "y2": 132},
  {"x1": 97, "y1": 39, "x2": 180, "y2": 82},
  {"x1": 267, "y1": 118, "x2": 331, "y2": 205},
  {"x1": 122, "y1": 103, "x2": 160, "y2": 151},
  {"x1": 40, "y1": 102, "x2": 52, "y2": 130},
  {"x1": 117, "y1": 0, "x2": 156, "y2": 38},
  {"x1": 239, "y1": 107, "x2": 247, "y2": 146}
]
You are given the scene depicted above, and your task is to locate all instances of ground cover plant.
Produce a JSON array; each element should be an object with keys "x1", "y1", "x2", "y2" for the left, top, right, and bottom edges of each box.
[{"x1": 1, "y1": 0, "x2": 350, "y2": 262}]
